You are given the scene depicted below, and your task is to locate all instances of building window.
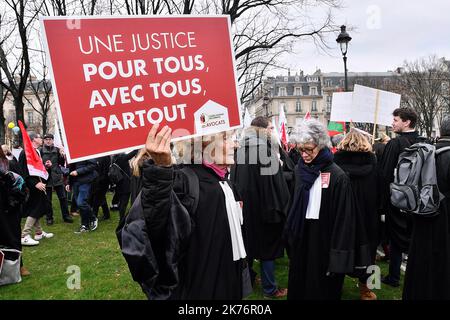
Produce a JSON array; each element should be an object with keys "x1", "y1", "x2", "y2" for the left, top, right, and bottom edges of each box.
[
  {"x1": 295, "y1": 76, "x2": 300, "y2": 82},
  {"x1": 295, "y1": 87, "x2": 302, "y2": 96},
  {"x1": 278, "y1": 87, "x2": 286, "y2": 96},
  {"x1": 311, "y1": 100, "x2": 317, "y2": 112},
  {"x1": 326, "y1": 96, "x2": 332, "y2": 112},
  {"x1": 310, "y1": 87, "x2": 317, "y2": 96},
  {"x1": 325, "y1": 79, "x2": 333, "y2": 87},
  {"x1": 340, "y1": 79, "x2": 345, "y2": 87},
  {"x1": 27, "y1": 111, "x2": 34, "y2": 124},
  {"x1": 280, "y1": 102, "x2": 287, "y2": 113},
  {"x1": 295, "y1": 100, "x2": 302, "y2": 112},
  {"x1": 284, "y1": 76, "x2": 288, "y2": 82},
  {"x1": 384, "y1": 78, "x2": 391, "y2": 87}
]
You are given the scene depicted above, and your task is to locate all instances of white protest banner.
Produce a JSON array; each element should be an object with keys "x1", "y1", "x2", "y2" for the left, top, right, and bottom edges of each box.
[
  {"x1": 330, "y1": 92, "x2": 353, "y2": 122},
  {"x1": 351, "y1": 84, "x2": 401, "y2": 127}
]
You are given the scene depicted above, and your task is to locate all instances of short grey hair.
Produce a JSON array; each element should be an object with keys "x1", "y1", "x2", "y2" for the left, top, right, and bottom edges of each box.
[{"x1": 291, "y1": 119, "x2": 331, "y2": 149}]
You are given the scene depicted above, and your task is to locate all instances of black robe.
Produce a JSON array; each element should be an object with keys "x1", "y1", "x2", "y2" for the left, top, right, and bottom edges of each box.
[
  {"x1": 0, "y1": 164, "x2": 22, "y2": 252},
  {"x1": 18, "y1": 149, "x2": 48, "y2": 219},
  {"x1": 142, "y1": 163, "x2": 243, "y2": 299},
  {"x1": 379, "y1": 131, "x2": 422, "y2": 251},
  {"x1": 334, "y1": 151, "x2": 379, "y2": 262},
  {"x1": 231, "y1": 129, "x2": 290, "y2": 260},
  {"x1": 403, "y1": 139, "x2": 450, "y2": 299},
  {"x1": 287, "y1": 162, "x2": 358, "y2": 300}
]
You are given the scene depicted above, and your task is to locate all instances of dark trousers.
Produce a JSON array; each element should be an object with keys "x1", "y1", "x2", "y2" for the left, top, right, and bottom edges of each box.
[
  {"x1": 92, "y1": 186, "x2": 110, "y2": 218},
  {"x1": 388, "y1": 241, "x2": 403, "y2": 283},
  {"x1": 46, "y1": 185, "x2": 70, "y2": 220},
  {"x1": 73, "y1": 183, "x2": 95, "y2": 227}
]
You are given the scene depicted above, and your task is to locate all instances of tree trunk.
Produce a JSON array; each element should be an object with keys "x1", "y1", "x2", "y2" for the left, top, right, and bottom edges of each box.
[
  {"x1": 14, "y1": 97, "x2": 25, "y2": 144},
  {"x1": 42, "y1": 113, "x2": 48, "y2": 135},
  {"x1": 0, "y1": 115, "x2": 5, "y2": 145}
]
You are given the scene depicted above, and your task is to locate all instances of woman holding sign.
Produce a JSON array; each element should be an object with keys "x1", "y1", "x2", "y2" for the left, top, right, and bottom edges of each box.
[{"x1": 136, "y1": 124, "x2": 247, "y2": 299}]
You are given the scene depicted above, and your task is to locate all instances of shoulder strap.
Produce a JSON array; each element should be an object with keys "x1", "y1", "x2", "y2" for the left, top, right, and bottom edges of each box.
[
  {"x1": 436, "y1": 146, "x2": 450, "y2": 156},
  {"x1": 180, "y1": 166, "x2": 200, "y2": 215},
  {"x1": 112, "y1": 162, "x2": 130, "y2": 179}
]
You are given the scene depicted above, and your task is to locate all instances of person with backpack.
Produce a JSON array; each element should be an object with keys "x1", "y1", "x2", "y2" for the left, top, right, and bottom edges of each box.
[
  {"x1": 125, "y1": 124, "x2": 247, "y2": 299},
  {"x1": 403, "y1": 118, "x2": 450, "y2": 299},
  {"x1": 379, "y1": 107, "x2": 423, "y2": 287}
]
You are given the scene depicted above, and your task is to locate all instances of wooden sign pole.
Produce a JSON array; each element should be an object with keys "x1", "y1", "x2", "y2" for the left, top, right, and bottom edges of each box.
[{"x1": 372, "y1": 89, "x2": 380, "y2": 145}]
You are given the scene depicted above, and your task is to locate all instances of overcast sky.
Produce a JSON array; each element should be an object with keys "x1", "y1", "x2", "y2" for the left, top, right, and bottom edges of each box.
[{"x1": 275, "y1": 0, "x2": 450, "y2": 75}]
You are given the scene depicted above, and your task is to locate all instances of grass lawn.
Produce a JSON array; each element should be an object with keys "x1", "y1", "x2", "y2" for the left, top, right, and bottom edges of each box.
[{"x1": 0, "y1": 193, "x2": 403, "y2": 300}]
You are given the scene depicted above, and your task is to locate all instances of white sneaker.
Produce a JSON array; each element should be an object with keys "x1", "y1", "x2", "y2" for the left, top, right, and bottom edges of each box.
[
  {"x1": 21, "y1": 235, "x2": 40, "y2": 246},
  {"x1": 34, "y1": 231, "x2": 54, "y2": 241}
]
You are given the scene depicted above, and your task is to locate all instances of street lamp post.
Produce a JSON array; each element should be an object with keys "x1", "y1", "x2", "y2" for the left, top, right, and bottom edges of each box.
[{"x1": 336, "y1": 25, "x2": 352, "y2": 92}]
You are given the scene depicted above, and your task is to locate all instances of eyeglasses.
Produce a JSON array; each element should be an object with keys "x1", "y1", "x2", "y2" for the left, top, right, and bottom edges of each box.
[{"x1": 298, "y1": 145, "x2": 318, "y2": 155}]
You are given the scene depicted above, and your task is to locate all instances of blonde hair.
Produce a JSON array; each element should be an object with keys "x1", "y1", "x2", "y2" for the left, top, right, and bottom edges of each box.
[
  {"x1": 130, "y1": 148, "x2": 151, "y2": 177},
  {"x1": 337, "y1": 131, "x2": 373, "y2": 152},
  {"x1": 174, "y1": 131, "x2": 233, "y2": 164}
]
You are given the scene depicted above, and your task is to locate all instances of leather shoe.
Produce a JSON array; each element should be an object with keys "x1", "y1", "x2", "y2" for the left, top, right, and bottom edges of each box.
[
  {"x1": 20, "y1": 266, "x2": 31, "y2": 276},
  {"x1": 63, "y1": 216, "x2": 74, "y2": 223},
  {"x1": 381, "y1": 275, "x2": 399, "y2": 287}
]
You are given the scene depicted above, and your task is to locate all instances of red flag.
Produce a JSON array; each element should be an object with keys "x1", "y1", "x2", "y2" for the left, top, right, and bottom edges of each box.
[
  {"x1": 18, "y1": 121, "x2": 48, "y2": 180},
  {"x1": 304, "y1": 112, "x2": 311, "y2": 120},
  {"x1": 279, "y1": 106, "x2": 288, "y2": 148}
]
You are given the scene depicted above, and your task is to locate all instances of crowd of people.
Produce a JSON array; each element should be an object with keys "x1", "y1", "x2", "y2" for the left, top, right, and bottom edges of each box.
[{"x1": 1, "y1": 107, "x2": 450, "y2": 301}]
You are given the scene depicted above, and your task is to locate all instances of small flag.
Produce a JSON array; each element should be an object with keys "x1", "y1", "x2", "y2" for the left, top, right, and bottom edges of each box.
[
  {"x1": 278, "y1": 106, "x2": 288, "y2": 147},
  {"x1": 327, "y1": 121, "x2": 346, "y2": 137},
  {"x1": 304, "y1": 112, "x2": 311, "y2": 120},
  {"x1": 18, "y1": 121, "x2": 48, "y2": 180}
]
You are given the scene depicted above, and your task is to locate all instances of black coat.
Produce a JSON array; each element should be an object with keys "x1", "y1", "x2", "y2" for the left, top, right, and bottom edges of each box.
[
  {"x1": 334, "y1": 151, "x2": 379, "y2": 260},
  {"x1": 231, "y1": 128, "x2": 290, "y2": 260},
  {"x1": 403, "y1": 138, "x2": 450, "y2": 299},
  {"x1": 0, "y1": 167, "x2": 22, "y2": 252},
  {"x1": 140, "y1": 162, "x2": 243, "y2": 300},
  {"x1": 39, "y1": 145, "x2": 65, "y2": 187},
  {"x1": 379, "y1": 131, "x2": 423, "y2": 251},
  {"x1": 287, "y1": 162, "x2": 366, "y2": 300},
  {"x1": 68, "y1": 160, "x2": 98, "y2": 186},
  {"x1": 112, "y1": 150, "x2": 137, "y2": 195},
  {"x1": 18, "y1": 149, "x2": 48, "y2": 219}
]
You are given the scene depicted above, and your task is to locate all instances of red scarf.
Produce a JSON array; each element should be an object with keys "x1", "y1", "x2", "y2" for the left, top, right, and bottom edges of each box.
[{"x1": 202, "y1": 160, "x2": 228, "y2": 179}]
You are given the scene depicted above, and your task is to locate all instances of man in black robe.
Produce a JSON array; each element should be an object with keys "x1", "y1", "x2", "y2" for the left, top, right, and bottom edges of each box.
[
  {"x1": 403, "y1": 118, "x2": 450, "y2": 299},
  {"x1": 379, "y1": 108, "x2": 423, "y2": 287},
  {"x1": 231, "y1": 116, "x2": 290, "y2": 298}
]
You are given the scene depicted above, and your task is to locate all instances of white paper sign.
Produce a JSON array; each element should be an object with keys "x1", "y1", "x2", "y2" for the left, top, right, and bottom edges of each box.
[
  {"x1": 330, "y1": 92, "x2": 353, "y2": 122},
  {"x1": 330, "y1": 85, "x2": 401, "y2": 127},
  {"x1": 352, "y1": 85, "x2": 401, "y2": 127}
]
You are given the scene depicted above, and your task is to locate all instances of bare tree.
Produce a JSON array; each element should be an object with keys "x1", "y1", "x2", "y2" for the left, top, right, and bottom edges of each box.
[
  {"x1": 0, "y1": 0, "x2": 42, "y2": 144},
  {"x1": 397, "y1": 56, "x2": 448, "y2": 138},
  {"x1": 34, "y1": 0, "x2": 341, "y2": 111}
]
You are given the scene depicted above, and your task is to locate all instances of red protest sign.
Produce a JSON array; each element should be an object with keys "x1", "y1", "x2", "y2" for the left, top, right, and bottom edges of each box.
[{"x1": 40, "y1": 16, "x2": 242, "y2": 163}]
